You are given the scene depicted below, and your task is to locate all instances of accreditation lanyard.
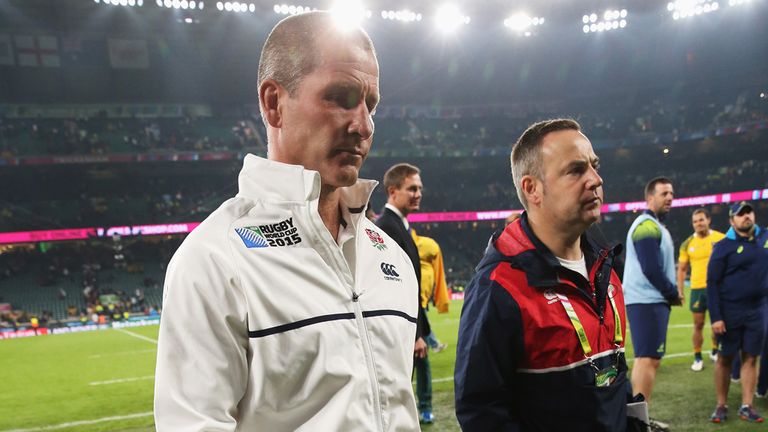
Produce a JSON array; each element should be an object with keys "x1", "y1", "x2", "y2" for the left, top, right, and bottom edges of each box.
[{"x1": 556, "y1": 287, "x2": 623, "y2": 386}]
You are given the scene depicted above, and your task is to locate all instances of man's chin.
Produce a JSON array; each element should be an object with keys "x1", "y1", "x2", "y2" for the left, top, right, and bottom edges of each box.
[{"x1": 322, "y1": 172, "x2": 359, "y2": 189}]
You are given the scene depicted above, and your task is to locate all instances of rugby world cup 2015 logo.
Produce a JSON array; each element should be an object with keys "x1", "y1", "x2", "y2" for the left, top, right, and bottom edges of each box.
[
  {"x1": 235, "y1": 226, "x2": 270, "y2": 248},
  {"x1": 365, "y1": 228, "x2": 387, "y2": 251},
  {"x1": 235, "y1": 217, "x2": 303, "y2": 249}
]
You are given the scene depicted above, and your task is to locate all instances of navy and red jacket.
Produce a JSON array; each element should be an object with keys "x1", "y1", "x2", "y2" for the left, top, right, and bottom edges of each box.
[{"x1": 455, "y1": 213, "x2": 629, "y2": 432}]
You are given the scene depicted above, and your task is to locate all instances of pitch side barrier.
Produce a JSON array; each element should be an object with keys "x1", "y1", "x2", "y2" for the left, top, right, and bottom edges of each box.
[
  {"x1": 0, "y1": 188, "x2": 767, "y2": 245},
  {"x1": 0, "y1": 316, "x2": 160, "y2": 340}
]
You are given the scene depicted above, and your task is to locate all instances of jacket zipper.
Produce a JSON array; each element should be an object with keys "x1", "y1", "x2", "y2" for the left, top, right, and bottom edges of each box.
[
  {"x1": 352, "y1": 291, "x2": 385, "y2": 431},
  {"x1": 306, "y1": 205, "x2": 384, "y2": 431}
]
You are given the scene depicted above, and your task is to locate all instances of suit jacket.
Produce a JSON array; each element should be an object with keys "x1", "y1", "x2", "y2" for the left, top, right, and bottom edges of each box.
[{"x1": 376, "y1": 207, "x2": 430, "y2": 339}]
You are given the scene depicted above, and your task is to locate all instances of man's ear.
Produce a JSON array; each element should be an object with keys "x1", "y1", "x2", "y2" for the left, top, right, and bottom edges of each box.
[
  {"x1": 521, "y1": 175, "x2": 542, "y2": 207},
  {"x1": 259, "y1": 79, "x2": 283, "y2": 129},
  {"x1": 386, "y1": 185, "x2": 397, "y2": 199}
]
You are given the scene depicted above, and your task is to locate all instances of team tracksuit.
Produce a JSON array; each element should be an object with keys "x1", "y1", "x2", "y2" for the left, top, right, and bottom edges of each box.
[
  {"x1": 154, "y1": 155, "x2": 421, "y2": 431},
  {"x1": 455, "y1": 214, "x2": 629, "y2": 431},
  {"x1": 707, "y1": 225, "x2": 768, "y2": 356}
]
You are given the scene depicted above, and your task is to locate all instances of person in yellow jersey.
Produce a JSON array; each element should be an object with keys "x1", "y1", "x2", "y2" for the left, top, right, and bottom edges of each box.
[
  {"x1": 412, "y1": 230, "x2": 450, "y2": 353},
  {"x1": 677, "y1": 208, "x2": 726, "y2": 371}
]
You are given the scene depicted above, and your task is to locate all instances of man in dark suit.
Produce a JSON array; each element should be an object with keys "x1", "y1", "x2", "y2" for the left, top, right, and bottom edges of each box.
[{"x1": 376, "y1": 162, "x2": 434, "y2": 424}]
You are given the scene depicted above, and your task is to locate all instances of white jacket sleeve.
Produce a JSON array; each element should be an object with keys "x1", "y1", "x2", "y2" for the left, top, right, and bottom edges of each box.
[{"x1": 154, "y1": 237, "x2": 250, "y2": 431}]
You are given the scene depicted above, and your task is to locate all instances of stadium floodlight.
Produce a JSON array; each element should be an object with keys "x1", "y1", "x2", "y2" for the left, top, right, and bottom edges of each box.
[
  {"x1": 435, "y1": 3, "x2": 470, "y2": 34},
  {"x1": 380, "y1": 9, "x2": 422, "y2": 23},
  {"x1": 273, "y1": 3, "x2": 315, "y2": 14},
  {"x1": 329, "y1": 0, "x2": 372, "y2": 30},
  {"x1": 212, "y1": 2, "x2": 255, "y2": 12},
  {"x1": 582, "y1": 9, "x2": 628, "y2": 33},
  {"x1": 504, "y1": 12, "x2": 545, "y2": 37},
  {"x1": 668, "y1": 0, "x2": 720, "y2": 19},
  {"x1": 96, "y1": 0, "x2": 144, "y2": 6}
]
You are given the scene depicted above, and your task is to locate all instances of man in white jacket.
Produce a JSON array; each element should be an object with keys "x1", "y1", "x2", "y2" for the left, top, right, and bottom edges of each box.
[{"x1": 154, "y1": 12, "x2": 421, "y2": 431}]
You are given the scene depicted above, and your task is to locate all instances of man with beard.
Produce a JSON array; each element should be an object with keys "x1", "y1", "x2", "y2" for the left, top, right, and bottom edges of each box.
[
  {"x1": 623, "y1": 177, "x2": 681, "y2": 430},
  {"x1": 707, "y1": 201, "x2": 768, "y2": 424},
  {"x1": 455, "y1": 119, "x2": 629, "y2": 431}
]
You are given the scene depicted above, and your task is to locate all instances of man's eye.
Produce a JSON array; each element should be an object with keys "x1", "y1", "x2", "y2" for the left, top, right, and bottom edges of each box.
[{"x1": 331, "y1": 92, "x2": 359, "y2": 109}]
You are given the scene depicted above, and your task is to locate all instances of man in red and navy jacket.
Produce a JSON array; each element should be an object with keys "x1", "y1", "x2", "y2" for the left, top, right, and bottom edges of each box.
[{"x1": 455, "y1": 119, "x2": 629, "y2": 431}]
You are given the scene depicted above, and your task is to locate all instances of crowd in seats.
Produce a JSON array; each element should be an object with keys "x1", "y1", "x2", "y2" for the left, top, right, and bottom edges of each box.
[
  {"x1": 372, "y1": 90, "x2": 768, "y2": 156},
  {"x1": 0, "y1": 114, "x2": 266, "y2": 157},
  {"x1": 1, "y1": 91, "x2": 767, "y2": 316},
  {"x1": 1, "y1": 128, "x2": 766, "y2": 233},
  {"x1": 0, "y1": 91, "x2": 765, "y2": 159},
  {"x1": 0, "y1": 238, "x2": 178, "y2": 322}
]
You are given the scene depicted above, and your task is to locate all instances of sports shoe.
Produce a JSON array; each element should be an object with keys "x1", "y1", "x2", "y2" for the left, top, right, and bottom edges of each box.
[
  {"x1": 756, "y1": 389, "x2": 768, "y2": 398},
  {"x1": 738, "y1": 404, "x2": 764, "y2": 423},
  {"x1": 731, "y1": 377, "x2": 741, "y2": 383},
  {"x1": 691, "y1": 359, "x2": 704, "y2": 371},
  {"x1": 710, "y1": 405, "x2": 728, "y2": 423},
  {"x1": 648, "y1": 418, "x2": 670, "y2": 431},
  {"x1": 419, "y1": 410, "x2": 435, "y2": 424},
  {"x1": 432, "y1": 342, "x2": 448, "y2": 353},
  {"x1": 710, "y1": 351, "x2": 719, "y2": 362}
]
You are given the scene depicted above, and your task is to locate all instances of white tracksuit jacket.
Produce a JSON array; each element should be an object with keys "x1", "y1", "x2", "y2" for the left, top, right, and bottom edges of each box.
[{"x1": 154, "y1": 155, "x2": 421, "y2": 431}]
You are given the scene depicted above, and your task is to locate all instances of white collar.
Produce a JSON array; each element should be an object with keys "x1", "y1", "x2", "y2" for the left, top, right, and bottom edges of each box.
[
  {"x1": 237, "y1": 154, "x2": 377, "y2": 209},
  {"x1": 385, "y1": 203, "x2": 409, "y2": 230}
]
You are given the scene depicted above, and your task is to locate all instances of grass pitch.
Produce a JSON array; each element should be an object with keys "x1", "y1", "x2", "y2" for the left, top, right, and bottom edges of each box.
[{"x1": 1, "y1": 288, "x2": 766, "y2": 431}]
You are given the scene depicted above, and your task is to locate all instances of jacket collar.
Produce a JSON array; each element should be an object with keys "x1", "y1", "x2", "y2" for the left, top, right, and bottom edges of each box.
[
  {"x1": 236, "y1": 154, "x2": 378, "y2": 213},
  {"x1": 644, "y1": 209, "x2": 667, "y2": 223},
  {"x1": 725, "y1": 225, "x2": 762, "y2": 241},
  {"x1": 480, "y1": 212, "x2": 621, "y2": 289}
]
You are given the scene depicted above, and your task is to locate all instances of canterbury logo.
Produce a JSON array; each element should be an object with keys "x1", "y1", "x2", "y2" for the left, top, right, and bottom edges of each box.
[{"x1": 380, "y1": 263, "x2": 399, "y2": 277}]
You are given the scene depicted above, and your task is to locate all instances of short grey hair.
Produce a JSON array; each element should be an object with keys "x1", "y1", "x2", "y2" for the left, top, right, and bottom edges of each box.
[
  {"x1": 257, "y1": 11, "x2": 376, "y2": 124},
  {"x1": 511, "y1": 118, "x2": 581, "y2": 209}
]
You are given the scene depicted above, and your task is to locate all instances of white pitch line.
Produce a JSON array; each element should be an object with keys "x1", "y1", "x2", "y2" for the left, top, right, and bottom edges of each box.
[
  {"x1": 115, "y1": 329, "x2": 158, "y2": 345},
  {"x1": 432, "y1": 376, "x2": 453, "y2": 383},
  {"x1": 89, "y1": 375, "x2": 155, "y2": 386},
  {"x1": 626, "y1": 351, "x2": 693, "y2": 363},
  {"x1": 668, "y1": 324, "x2": 694, "y2": 329},
  {"x1": 0, "y1": 412, "x2": 153, "y2": 432},
  {"x1": 89, "y1": 348, "x2": 156, "y2": 359}
]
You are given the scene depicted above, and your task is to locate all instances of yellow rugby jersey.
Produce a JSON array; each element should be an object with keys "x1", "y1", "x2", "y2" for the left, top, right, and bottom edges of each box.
[
  {"x1": 412, "y1": 230, "x2": 450, "y2": 313},
  {"x1": 678, "y1": 230, "x2": 726, "y2": 289}
]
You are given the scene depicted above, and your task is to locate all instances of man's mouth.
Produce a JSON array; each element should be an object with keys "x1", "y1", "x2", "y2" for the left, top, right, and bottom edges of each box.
[
  {"x1": 334, "y1": 147, "x2": 365, "y2": 158},
  {"x1": 583, "y1": 197, "x2": 602, "y2": 207}
]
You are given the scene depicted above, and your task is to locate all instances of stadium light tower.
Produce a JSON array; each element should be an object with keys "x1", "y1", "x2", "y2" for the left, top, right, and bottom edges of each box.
[
  {"x1": 434, "y1": 3, "x2": 470, "y2": 34},
  {"x1": 97, "y1": 0, "x2": 145, "y2": 6},
  {"x1": 329, "y1": 0, "x2": 372, "y2": 30},
  {"x1": 503, "y1": 12, "x2": 545, "y2": 37},
  {"x1": 380, "y1": 9, "x2": 422, "y2": 23},
  {"x1": 667, "y1": 0, "x2": 720, "y2": 20},
  {"x1": 273, "y1": 4, "x2": 315, "y2": 15},
  {"x1": 582, "y1": 8, "x2": 628, "y2": 33},
  {"x1": 159, "y1": 0, "x2": 204, "y2": 8}
]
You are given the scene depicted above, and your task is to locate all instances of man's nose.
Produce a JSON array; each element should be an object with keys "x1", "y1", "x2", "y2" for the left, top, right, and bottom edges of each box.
[{"x1": 348, "y1": 104, "x2": 374, "y2": 141}]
